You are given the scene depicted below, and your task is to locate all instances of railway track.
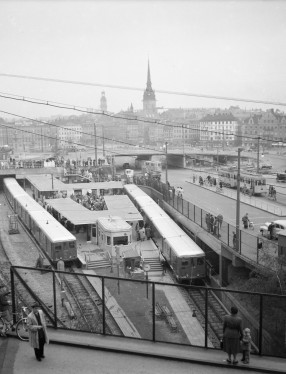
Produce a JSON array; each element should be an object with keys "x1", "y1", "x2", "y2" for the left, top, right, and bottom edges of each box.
[
  {"x1": 168, "y1": 270, "x2": 227, "y2": 348},
  {"x1": 65, "y1": 268, "x2": 123, "y2": 336}
]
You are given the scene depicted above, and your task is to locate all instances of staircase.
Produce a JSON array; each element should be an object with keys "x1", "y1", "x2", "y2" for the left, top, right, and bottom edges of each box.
[
  {"x1": 143, "y1": 256, "x2": 163, "y2": 272},
  {"x1": 86, "y1": 256, "x2": 111, "y2": 270}
]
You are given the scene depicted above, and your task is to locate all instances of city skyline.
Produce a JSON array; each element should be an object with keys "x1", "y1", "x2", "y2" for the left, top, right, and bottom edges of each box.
[{"x1": 1, "y1": 1, "x2": 286, "y2": 120}]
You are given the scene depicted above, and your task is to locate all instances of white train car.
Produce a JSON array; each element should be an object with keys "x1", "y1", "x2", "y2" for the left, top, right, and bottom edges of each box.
[
  {"x1": 4, "y1": 178, "x2": 77, "y2": 263},
  {"x1": 124, "y1": 184, "x2": 205, "y2": 283}
]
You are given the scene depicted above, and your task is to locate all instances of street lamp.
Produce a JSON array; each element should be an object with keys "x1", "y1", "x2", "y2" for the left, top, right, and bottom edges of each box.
[
  {"x1": 236, "y1": 147, "x2": 243, "y2": 252},
  {"x1": 164, "y1": 141, "x2": 168, "y2": 185}
]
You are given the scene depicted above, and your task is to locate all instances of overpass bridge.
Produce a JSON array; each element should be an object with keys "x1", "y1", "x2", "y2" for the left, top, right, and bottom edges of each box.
[{"x1": 112, "y1": 149, "x2": 253, "y2": 168}]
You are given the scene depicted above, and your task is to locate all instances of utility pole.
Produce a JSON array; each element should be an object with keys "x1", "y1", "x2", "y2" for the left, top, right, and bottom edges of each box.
[
  {"x1": 257, "y1": 137, "x2": 260, "y2": 174},
  {"x1": 236, "y1": 148, "x2": 243, "y2": 252},
  {"x1": 94, "y1": 124, "x2": 97, "y2": 166},
  {"x1": 165, "y1": 141, "x2": 168, "y2": 185},
  {"x1": 182, "y1": 124, "x2": 185, "y2": 168}
]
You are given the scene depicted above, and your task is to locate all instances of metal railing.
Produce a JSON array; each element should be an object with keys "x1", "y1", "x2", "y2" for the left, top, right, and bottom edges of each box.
[{"x1": 9, "y1": 266, "x2": 286, "y2": 358}]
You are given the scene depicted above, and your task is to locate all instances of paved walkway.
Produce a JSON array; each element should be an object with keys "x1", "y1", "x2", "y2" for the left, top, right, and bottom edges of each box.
[
  {"x1": 188, "y1": 174, "x2": 286, "y2": 216},
  {"x1": 1, "y1": 329, "x2": 286, "y2": 374}
]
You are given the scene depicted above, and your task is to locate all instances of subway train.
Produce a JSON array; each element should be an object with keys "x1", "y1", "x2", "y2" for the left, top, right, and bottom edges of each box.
[
  {"x1": 124, "y1": 184, "x2": 206, "y2": 283},
  {"x1": 3, "y1": 178, "x2": 77, "y2": 263}
]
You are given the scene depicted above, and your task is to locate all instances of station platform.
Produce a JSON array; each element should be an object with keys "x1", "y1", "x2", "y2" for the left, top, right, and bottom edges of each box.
[{"x1": 1, "y1": 329, "x2": 286, "y2": 374}]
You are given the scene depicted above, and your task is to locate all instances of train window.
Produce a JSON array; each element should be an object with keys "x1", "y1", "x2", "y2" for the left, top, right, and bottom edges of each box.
[
  {"x1": 69, "y1": 242, "x2": 75, "y2": 248},
  {"x1": 182, "y1": 260, "x2": 189, "y2": 266},
  {"x1": 92, "y1": 226, "x2": 97, "y2": 237},
  {"x1": 55, "y1": 245, "x2": 61, "y2": 251},
  {"x1": 113, "y1": 236, "x2": 128, "y2": 245},
  {"x1": 197, "y1": 257, "x2": 204, "y2": 265},
  {"x1": 107, "y1": 236, "x2": 111, "y2": 245}
]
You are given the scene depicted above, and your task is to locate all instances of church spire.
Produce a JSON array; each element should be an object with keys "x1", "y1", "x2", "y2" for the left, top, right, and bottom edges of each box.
[
  {"x1": 146, "y1": 59, "x2": 152, "y2": 90},
  {"x1": 143, "y1": 59, "x2": 157, "y2": 116}
]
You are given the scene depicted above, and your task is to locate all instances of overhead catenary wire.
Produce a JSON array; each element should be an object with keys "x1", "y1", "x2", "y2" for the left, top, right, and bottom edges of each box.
[{"x1": 1, "y1": 72, "x2": 286, "y2": 107}]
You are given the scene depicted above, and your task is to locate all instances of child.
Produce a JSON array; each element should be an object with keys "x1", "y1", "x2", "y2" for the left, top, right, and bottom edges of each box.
[{"x1": 241, "y1": 327, "x2": 252, "y2": 364}]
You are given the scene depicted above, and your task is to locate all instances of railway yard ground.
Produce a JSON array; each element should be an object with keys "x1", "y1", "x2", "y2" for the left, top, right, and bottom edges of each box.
[{"x1": 0, "y1": 188, "x2": 214, "y2": 348}]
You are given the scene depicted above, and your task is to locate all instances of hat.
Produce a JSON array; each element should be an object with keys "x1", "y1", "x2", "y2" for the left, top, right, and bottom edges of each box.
[
  {"x1": 31, "y1": 302, "x2": 40, "y2": 308},
  {"x1": 244, "y1": 328, "x2": 250, "y2": 333}
]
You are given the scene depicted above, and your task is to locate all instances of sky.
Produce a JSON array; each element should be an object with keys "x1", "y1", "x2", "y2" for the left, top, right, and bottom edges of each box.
[{"x1": 1, "y1": 0, "x2": 286, "y2": 120}]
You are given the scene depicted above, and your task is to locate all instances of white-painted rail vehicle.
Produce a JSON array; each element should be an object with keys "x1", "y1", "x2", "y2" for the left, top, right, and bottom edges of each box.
[
  {"x1": 124, "y1": 184, "x2": 205, "y2": 282},
  {"x1": 4, "y1": 178, "x2": 77, "y2": 263}
]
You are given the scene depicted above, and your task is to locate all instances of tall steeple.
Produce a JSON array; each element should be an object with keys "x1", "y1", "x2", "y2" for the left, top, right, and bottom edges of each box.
[{"x1": 143, "y1": 60, "x2": 157, "y2": 117}]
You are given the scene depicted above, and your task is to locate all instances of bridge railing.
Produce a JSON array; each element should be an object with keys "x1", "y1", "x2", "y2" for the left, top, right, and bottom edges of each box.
[{"x1": 133, "y1": 176, "x2": 278, "y2": 266}]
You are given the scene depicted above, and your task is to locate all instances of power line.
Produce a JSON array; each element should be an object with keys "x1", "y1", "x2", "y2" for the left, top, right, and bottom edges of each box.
[
  {"x1": 1, "y1": 91, "x2": 286, "y2": 144},
  {"x1": 1, "y1": 73, "x2": 286, "y2": 107}
]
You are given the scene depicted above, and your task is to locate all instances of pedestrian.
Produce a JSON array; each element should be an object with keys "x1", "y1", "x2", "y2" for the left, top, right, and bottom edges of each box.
[
  {"x1": 219, "y1": 180, "x2": 223, "y2": 189},
  {"x1": 145, "y1": 226, "x2": 151, "y2": 240},
  {"x1": 217, "y1": 214, "x2": 223, "y2": 230},
  {"x1": 241, "y1": 327, "x2": 252, "y2": 364},
  {"x1": 213, "y1": 216, "x2": 219, "y2": 237},
  {"x1": 242, "y1": 213, "x2": 249, "y2": 229},
  {"x1": 27, "y1": 302, "x2": 49, "y2": 362},
  {"x1": 209, "y1": 214, "x2": 214, "y2": 233},
  {"x1": 0, "y1": 285, "x2": 12, "y2": 337},
  {"x1": 233, "y1": 232, "x2": 237, "y2": 249},
  {"x1": 268, "y1": 221, "x2": 275, "y2": 240},
  {"x1": 139, "y1": 227, "x2": 146, "y2": 241},
  {"x1": 205, "y1": 213, "x2": 211, "y2": 232},
  {"x1": 223, "y1": 306, "x2": 243, "y2": 365}
]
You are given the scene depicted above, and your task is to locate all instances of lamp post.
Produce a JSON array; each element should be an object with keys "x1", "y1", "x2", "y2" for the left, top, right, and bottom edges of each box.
[
  {"x1": 164, "y1": 141, "x2": 168, "y2": 185},
  {"x1": 257, "y1": 137, "x2": 260, "y2": 174},
  {"x1": 236, "y1": 148, "x2": 243, "y2": 252}
]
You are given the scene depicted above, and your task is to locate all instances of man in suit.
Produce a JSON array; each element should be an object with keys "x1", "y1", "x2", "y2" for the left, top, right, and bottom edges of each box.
[{"x1": 27, "y1": 302, "x2": 49, "y2": 361}]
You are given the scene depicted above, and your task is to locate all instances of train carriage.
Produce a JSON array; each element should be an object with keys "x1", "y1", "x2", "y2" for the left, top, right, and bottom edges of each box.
[
  {"x1": 124, "y1": 184, "x2": 205, "y2": 282},
  {"x1": 3, "y1": 178, "x2": 77, "y2": 263}
]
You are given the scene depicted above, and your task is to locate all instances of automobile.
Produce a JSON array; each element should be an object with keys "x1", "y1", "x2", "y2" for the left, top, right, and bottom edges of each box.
[{"x1": 260, "y1": 220, "x2": 286, "y2": 239}]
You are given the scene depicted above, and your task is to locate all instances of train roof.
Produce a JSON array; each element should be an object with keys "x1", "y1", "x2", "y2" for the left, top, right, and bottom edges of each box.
[
  {"x1": 29, "y1": 210, "x2": 76, "y2": 242},
  {"x1": 4, "y1": 178, "x2": 75, "y2": 243},
  {"x1": 124, "y1": 184, "x2": 205, "y2": 257}
]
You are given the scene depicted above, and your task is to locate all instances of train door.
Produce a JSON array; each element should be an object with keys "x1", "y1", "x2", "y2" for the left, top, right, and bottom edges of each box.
[{"x1": 91, "y1": 224, "x2": 97, "y2": 243}]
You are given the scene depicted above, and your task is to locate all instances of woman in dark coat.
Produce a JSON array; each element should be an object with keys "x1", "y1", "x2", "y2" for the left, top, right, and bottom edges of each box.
[{"x1": 223, "y1": 306, "x2": 243, "y2": 364}]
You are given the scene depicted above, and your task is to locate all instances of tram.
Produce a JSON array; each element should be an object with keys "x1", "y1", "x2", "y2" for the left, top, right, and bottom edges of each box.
[
  {"x1": 218, "y1": 169, "x2": 267, "y2": 195},
  {"x1": 142, "y1": 160, "x2": 162, "y2": 179},
  {"x1": 124, "y1": 184, "x2": 205, "y2": 283},
  {"x1": 3, "y1": 178, "x2": 77, "y2": 263}
]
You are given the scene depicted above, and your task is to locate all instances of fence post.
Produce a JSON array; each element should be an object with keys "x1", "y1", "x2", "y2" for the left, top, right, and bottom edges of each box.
[
  {"x1": 205, "y1": 288, "x2": 208, "y2": 348},
  {"x1": 10, "y1": 267, "x2": 16, "y2": 325},
  {"x1": 52, "y1": 270, "x2": 57, "y2": 329},
  {"x1": 152, "y1": 283, "x2": 156, "y2": 342},
  {"x1": 259, "y1": 294, "x2": 263, "y2": 355},
  {"x1": 102, "y1": 276, "x2": 106, "y2": 335},
  {"x1": 239, "y1": 229, "x2": 242, "y2": 254}
]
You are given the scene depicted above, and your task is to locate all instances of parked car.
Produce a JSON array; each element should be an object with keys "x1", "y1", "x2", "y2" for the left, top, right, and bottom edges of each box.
[{"x1": 260, "y1": 220, "x2": 286, "y2": 239}]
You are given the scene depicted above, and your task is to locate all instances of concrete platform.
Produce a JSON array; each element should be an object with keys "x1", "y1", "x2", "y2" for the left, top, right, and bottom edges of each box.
[{"x1": 1, "y1": 329, "x2": 286, "y2": 374}]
